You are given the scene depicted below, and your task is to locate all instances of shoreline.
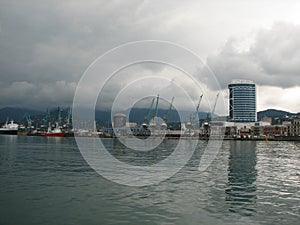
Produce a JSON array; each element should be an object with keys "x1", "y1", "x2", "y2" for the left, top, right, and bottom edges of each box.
[{"x1": 2, "y1": 133, "x2": 300, "y2": 141}]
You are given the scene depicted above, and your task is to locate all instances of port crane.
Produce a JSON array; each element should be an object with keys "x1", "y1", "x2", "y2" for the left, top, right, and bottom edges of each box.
[
  {"x1": 142, "y1": 97, "x2": 156, "y2": 127},
  {"x1": 150, "y1": 94, "x2": 160, "y2": 127},
  {"x1": 207, "y1": 93, "x2": 220, "y2": 122},
  {"x1": 66, "y1": 107, "x2": 72, "y2": 128},
  {"x1": 161, "y1": 96, "x2": 174, "y2": 128},
  {"x1": 24, "y1": 114, "x2": 32, "y2": 128},
  {"x1": 203, "y1": 93, "x2": 220, "y2": 137},
  {"x1": 190, "y1": 94, "x2": 203, "y2": 127},
  {"x1": 211, "y1": 93, "x2": 220, "y2": 120},
  {"x1": 142, "y1": 94, "x2": 160, "y2": 128}
]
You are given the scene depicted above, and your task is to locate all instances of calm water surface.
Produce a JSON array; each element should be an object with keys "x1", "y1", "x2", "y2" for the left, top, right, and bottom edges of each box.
[{"x1": 0, "y1": 135, "x2": 299, "y2": 225}]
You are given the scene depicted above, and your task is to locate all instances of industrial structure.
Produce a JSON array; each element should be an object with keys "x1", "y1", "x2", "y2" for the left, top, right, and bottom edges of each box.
[
  {"x1": 113, "y1": 113, "x2": 127, "y2": 128},
  {"x1": 3, "y1": 79, "x2": 300, "y2": 140}
]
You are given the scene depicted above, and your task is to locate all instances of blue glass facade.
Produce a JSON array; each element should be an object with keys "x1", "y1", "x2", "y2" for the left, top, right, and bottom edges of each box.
[{"x1": 228, "y1": 81, "x2": 256, "y2": 122}]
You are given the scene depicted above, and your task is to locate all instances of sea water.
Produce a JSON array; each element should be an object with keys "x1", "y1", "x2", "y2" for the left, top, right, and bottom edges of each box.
[{"x1": 0, "y1": 135, "x2": 299, "y2": 224}]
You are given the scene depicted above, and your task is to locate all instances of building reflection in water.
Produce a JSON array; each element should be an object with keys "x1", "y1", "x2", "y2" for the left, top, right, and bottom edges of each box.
[{"x1": 225, "y1": 141, "x2": 257, "y2": 216}]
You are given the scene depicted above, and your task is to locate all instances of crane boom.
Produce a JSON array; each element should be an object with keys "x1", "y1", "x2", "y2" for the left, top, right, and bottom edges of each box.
[
  {"x1": 196, "y1": 94, "x2": 203, "y2": 113},
  {"x1": 146, "y1": 97, "x2": 156, "y2": 124},
  {"x1": 191, "y1": 94, "x2": 203, "y2": 124},
  {"x1": 57, "y1": 107, "x2": 61, "y2": 126},
  {"x1": 149, "y1": 94, "x2": 160, "y2": 126},
  {"x1": 153, "y1": 94, "x2": 160, "y2": 119},
  {"x1": 164, "y1": 96, "x2": 174, "y2": 123},
  {"x1": 211, "y1": 93, "x2": 220, "y2": 117},
  {"x1": 26, "y1": 114, "x2": 32, "y2": 127},
  {"x1": 67, "y1": 107, "x2": 72, "y2": 127}
]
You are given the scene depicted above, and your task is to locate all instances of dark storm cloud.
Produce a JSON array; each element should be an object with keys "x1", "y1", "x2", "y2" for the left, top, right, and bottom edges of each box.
[
  {"x1": 0, "y1": 80, "x2": 76, "y2": 109},
  {"x1": 0, "y1": 0, "x2": 149, "y2": 108},
  {"x1": 0, "y1": 0, "x2": 144, "y2": 81},
  {"x1": 1, "y1": 0, "x2": 300, "y2": 112},
  {"x1": 0, "y1": 0, "x2": 197, "y2": 109},
  {"x1": 206, "y1": 22, "x2": 300, "y2": 89}
]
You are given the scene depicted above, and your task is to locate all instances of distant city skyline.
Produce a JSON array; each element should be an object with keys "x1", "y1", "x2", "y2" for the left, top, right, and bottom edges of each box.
[{"x1": 0, "y1": 1, "x2": 300, "y2": 113}]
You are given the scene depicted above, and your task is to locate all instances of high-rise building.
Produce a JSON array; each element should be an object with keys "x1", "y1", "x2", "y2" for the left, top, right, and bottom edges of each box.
[{"x1": 228, "y1": 80, "x2": 256, "y2": 122}]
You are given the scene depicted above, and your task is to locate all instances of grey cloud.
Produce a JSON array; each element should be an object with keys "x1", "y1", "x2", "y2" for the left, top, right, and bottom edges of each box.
[
  {"x1": 0, "y1": 80, "x2": 76, "y2": 109},
  {"x1": 1, "y1": 0, "x2": 300, "y2": 113},
  {"x1": 252, "y1": 23, "x2": 300, "y2": 75},
  {"x1": 207, "y1": 22, "x2": 300, "y2": 89},
  {"x1": 1, "y1": 0, "x2": 194, "y2": 109},
  {"x1": 0, "y1": 0, "x2": 146, "y2": 108}
]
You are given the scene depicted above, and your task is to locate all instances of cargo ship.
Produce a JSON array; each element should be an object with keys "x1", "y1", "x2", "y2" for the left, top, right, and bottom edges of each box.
[
  {"x1": 0, "y1": 120, "x2": 18, "y2": 135},
  {"x1": 41, "y1": 107, "x2": 67, "y2": 137},
  {"x1": 41, "y1": 126, "x2": 65, "y2": 137},
  {"x1": 17, "y1": 125, "x2": 28, "y2": 136}
]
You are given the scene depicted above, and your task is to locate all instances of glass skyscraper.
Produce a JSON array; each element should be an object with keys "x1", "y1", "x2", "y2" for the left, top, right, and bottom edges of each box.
[{"x1": 228, "y1": 80, "x2": 256, "y2": 122}]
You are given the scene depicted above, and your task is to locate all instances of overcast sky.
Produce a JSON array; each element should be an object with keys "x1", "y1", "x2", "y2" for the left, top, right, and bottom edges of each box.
[{"x1": 1, "y1": 0, "x2": 300, "y2": 114}]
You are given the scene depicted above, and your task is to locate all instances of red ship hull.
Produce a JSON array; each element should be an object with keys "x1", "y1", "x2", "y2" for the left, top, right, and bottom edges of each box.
[{"x1": 41, "y1": 132, "x2": 65, "y2": 137}]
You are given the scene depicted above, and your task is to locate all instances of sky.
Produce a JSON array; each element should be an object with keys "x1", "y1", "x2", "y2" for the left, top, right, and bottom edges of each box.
[{"x1": 1, "y1": 0, "x2": 300, "y2": 114}]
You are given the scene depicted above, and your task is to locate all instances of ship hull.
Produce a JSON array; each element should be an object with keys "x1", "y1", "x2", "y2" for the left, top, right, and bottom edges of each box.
[
  {"x1": 0, "y1": 130, "x2": 18, "y2": 135},
  {"x1": 41, "y1": 132, "x2": 65, "y2": 137},
  {"x1": 17, "y1": 132, "x2": 28, "y2": 136}
]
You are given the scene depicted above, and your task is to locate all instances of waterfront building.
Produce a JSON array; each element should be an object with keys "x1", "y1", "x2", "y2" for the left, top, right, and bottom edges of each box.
[
  {"x1": 251, "y1": 122, "x2": 263, "y2": 137},
  {"x1": 263, "y1": 125, "x2": 287, "y2": 136},
  {"x1": 228, "y1": 80, "x2": 256, "y2": 122},
  {"x1": 282, "y1": 121, "x2": 291, "y2": 126},
  {"x1": 239, "y1": 127, "x2": 252, "y2": 138},
  {"x1": 287, "y1": 119, "x2": 300, "y2": 136}
]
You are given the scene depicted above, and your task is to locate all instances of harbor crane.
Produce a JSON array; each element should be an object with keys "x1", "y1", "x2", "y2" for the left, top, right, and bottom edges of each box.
[
  {"x1": 150, "y1": 94, "x2": 160, "y2": 127},
  {"x1": 25, "y1": 114, "x2": 32, "y2": 128},
  {"x1": 207, "y1": 93, "x2": 220, "y2": 122},
  {"x1": 161, "y1": 96, "x2": 174, "y2": 128},
  {"x1": 142, "y1": 96, "x2": 156, "y2": 127},
  {"x1": 66, "y1": 107, "x2": 72, "y2": 128},
  {"x1": 190, "y1": 94, "x2": 203, "y2": 127},
  {"x1": 185, "y1": 94, "x2": 203, "y2": 136},
  {"x1": 164, "y1": 96, "x2": 174, "y2": 123},
  {"x1": 203, "y1": 93, "x2": 220, "y2": 137}
]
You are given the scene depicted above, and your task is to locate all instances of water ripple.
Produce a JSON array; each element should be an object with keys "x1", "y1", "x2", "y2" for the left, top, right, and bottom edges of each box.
[{"x1": 0, "y1": 137, "x2": 300, "y2": 224}]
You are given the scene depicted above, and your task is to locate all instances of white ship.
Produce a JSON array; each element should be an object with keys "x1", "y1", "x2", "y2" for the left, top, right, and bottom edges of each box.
[{"x1": 0, "y1": 120, "x2": 18, "y2": 135}]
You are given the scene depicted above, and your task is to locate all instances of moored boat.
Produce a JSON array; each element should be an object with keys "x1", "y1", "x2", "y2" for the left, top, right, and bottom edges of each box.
[
  {"x1": 41, "y1": 127, "x2": 65, "y2": 137},
  {"x1": 17, "y1": 125, "x2": 30, "y2": 136},
  {"x1": 0, "y1": 120, "x2": 18, "y2": 135}
]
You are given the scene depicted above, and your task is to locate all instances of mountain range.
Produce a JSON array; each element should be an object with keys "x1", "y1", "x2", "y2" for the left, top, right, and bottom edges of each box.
[
  {"x1": 257, "y1": 109, "x2": 297, "y2": 120},
  {"x1": 0, "y1": 107, "x2": 43, "y2": 123}
]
